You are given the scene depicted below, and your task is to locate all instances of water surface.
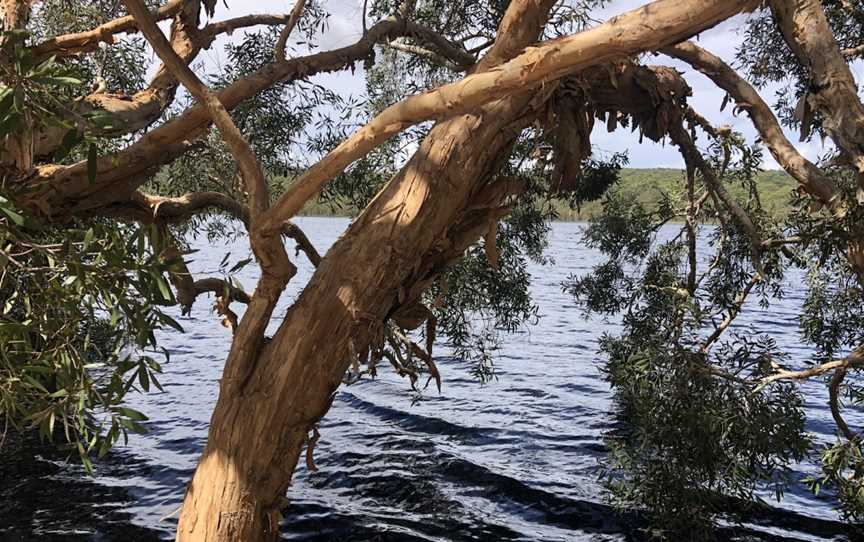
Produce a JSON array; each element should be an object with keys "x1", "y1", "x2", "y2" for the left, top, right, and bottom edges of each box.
[{"x1": 0, "y1": 218, "x2": 855, "y2": 541}]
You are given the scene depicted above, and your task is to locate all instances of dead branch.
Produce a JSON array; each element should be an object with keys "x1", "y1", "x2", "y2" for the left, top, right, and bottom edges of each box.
[
  {"x1": 390, "y1": 326, "x2": 441, "y2": 392},
  {"x1": 193, "y1": 278, "x2": 252, "y2": 305},
  {"x1": 282, "y1": 222, "x2": 322, "y2": 267},
  {"x1": 304, "y1": 425, "x2": 320, "y2": 471},
  {"x1": 663, "y1": 41, "x2": 839, "y2": 206},
  {"x1": 403, "y1": 21, "x2": 475, "y2": 68},
  {"x1": 387, "y1": 40, "x2": 467, "y2": 71}
]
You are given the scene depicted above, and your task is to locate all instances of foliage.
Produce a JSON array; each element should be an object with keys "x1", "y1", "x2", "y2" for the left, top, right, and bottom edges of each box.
[
  {"x1": 3, "y1": 1, "x2": 864, "y2": 539},
  {"x1": 567, "y1": 122, "x2": 864, "y2": 536},
  {"x1": 0, "y1": 195, "x2": 182, "y2": 471}
]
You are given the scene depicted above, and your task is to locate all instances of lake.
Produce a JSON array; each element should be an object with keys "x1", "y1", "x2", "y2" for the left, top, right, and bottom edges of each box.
[{"x1": 0, "y1": 217, "x2": 855, "y2": 541}]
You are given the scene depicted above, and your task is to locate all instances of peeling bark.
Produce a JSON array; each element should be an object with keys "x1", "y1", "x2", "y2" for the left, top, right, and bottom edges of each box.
[
  {"x1": 769, "y1": 0, "x2": 864, "y2": 192},
  {"x1": 176, "y1": 1, "x2": 557, "y2": 539}
]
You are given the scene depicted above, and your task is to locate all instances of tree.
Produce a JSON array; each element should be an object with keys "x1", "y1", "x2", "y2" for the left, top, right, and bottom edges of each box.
[{"x1": 1, "y1": 0, "x2": 863, "y2": 540}]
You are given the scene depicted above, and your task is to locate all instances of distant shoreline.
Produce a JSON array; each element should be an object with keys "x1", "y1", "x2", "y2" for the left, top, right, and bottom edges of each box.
[{"x1": 298, "y1": 167, "x2": 796, "y2": 222}]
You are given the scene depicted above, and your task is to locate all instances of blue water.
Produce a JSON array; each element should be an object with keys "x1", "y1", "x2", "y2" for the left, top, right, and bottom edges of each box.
[{"x1": 0, "y1": 218, "x2": 855, "y2": 541}]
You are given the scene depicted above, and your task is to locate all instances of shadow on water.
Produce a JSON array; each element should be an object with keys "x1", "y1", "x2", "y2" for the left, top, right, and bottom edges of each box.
[{"x1": 0, "y1": 432, "x2": 164, "y2": 541}]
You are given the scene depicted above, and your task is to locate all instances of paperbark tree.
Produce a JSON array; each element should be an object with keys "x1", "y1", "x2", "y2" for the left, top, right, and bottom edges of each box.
[{"x1": 2, "y1": 0, "x2": 864, "y2": 540}]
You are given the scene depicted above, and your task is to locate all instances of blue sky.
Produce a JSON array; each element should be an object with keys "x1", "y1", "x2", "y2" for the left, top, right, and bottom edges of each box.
[{"x1": 189, "y1": 0, "x2": 864, "y2": 170}]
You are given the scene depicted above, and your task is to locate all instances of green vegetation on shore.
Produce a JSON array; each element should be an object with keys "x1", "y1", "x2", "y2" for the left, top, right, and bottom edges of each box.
[{"x1": 299, "y1": 168, "x2": 798, "y2": 220}]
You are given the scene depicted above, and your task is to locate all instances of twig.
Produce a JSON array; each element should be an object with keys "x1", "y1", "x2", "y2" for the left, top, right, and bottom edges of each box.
[
  {"x1": 700, "y1": 272, "x2": 762, "y2": 353},
  {"x1": 275, "y1": 0, "x2": 307, "y2": 62}
]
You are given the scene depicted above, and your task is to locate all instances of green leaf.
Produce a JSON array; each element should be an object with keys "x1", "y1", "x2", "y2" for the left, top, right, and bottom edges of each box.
[
  {"x1": 156, "y1": 312, "x2": 184, "y2": 333},
  {"x1": 33, "y1": 75, "x2": 82, "y2": 87},
  {"x1": 154, "y1": 274, "x2": 172, "y2": 302},
  {"x1": 0, "y1": 205, "x2": 24, "y2": 226},
  {"x1": 83, "y1": 228, "x2": 94, "y2": 250},
  {"x1": 12, "y1": 86, "x2": 23, "y2": 113},
  {"x1": 116, "y1": 407, "x2": 148, "y2": 421},
  {"x1": 229, "y1": 257, "x2": 253, "y2": 273},
  {"x1": 138, "y1": 365, "x2": 150, "y2": 392}
]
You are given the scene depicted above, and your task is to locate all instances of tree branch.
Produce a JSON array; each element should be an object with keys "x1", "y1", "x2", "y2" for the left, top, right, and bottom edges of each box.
[
  {"x1": 700, "y1": 272, "x2": 761, "y2": 353},
  {"x1": 274, "y1": 0, "x2": 306, "y2": 62},
  {"x1": 829, "y1": 365, "x2": 856, "y2": 442},
  {"x1": 768, "y1": 0, "x2": 864, "y2": 189},
  {"x1": 18, "y1": 8, "x2": 305, "y2": 166},
  {"x1": 282, "y1": 222, "x2": 321, "y2": 267},
  {"x1": 843, "y1": 43, "x2": 864, "y2": 60},
  {"x1": 193, "y1": 277, "x2": 252, "y2": 305},
  {"x1": 403, "y1": 21, "x2": 475, "y2": 68},
  {"x1": 31, "y1": 0, "x2": 183, "y2": 58},
  {"x1": 28, "y1": 0, "x2": 759, "y2": 223},
  {"x1": 663, "y1": 41, "x2": 840, "y2": 206},
  {"x1": 123, "y1": 0, "x2": 271, "y2": 221},
  {"x1": 125, "y1": 0, "x2": 296, "y2": 393},
  {"x1": 25, "y1": 17, "x2": 416, "y2": 218},
  {"x1": 668, "y1": 117, "x2": 764, "y2": 275},
  {"x1": 100, "y1": 190, "x2": 250, "y2": 223},
  {"x1": 387, "y1": 40, "x2": 467, "y2": 71},
  {"x1": 256, "y1": 0, "x2": 762, "y2": 235}
]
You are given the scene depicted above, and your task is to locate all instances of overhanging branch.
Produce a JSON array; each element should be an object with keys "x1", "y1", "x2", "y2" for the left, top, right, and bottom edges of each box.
[
  {"x1": 769, "y1": 0, "x2": 864, "y2": 187},
  {"x1": 256, "y1": 0, "x2": 762, "y2": 234},
  {"x1": 662, "y1": 41, "x2": 840, "y2": 207}
]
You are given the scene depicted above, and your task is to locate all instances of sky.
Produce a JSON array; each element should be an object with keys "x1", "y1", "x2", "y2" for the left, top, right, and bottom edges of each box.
[{"x1": 176, "y1": 0, "x2": 864, "y2": 170}]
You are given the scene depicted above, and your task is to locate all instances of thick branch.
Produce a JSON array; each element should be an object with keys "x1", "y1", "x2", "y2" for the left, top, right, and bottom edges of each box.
[
  {"x1": 29, "y1": 0, "x2": 759, "y2": 223},
  {"x1": 25, "y1": 17, "x2": 417, "y2": 217},
  {"x1": 257, "y1": 0, "x2": 762, "y2": 234},
  {"x1": 101, "y1": 191, "x2": 250, "y2": 224},
  {"x1": 124, "y1": 0, "x2": 270, "y2": 221},
  {"x1": 663, "y1": 41, "x2": 840, "y2": 206},
  {"x1": 769, "y1": 0, "x2": 864, "y2": 185},
  {"x1": 31, "y1": 0, "x2": 183, "y2": 58}
]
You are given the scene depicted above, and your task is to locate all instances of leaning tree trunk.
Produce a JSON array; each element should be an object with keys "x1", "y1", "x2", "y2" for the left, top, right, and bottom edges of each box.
[{"x1": 174, "y1": 2, "x2": 556, "y2": 540}]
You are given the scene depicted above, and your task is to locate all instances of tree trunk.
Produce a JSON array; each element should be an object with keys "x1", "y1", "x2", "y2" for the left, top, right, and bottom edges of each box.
[{"x1": 175, "y1": 2, "x2": 556, "y2": 539}]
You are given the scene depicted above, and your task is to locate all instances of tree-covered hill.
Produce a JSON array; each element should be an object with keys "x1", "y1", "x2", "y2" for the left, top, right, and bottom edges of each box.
[{"x1": 301, "y1": 168, "x2": 799, "y2": 220}]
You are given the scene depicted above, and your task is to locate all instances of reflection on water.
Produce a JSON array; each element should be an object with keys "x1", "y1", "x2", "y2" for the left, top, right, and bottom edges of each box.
[{"x1": 0, "y1": 218, "x2": 855, "y2": 541}]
